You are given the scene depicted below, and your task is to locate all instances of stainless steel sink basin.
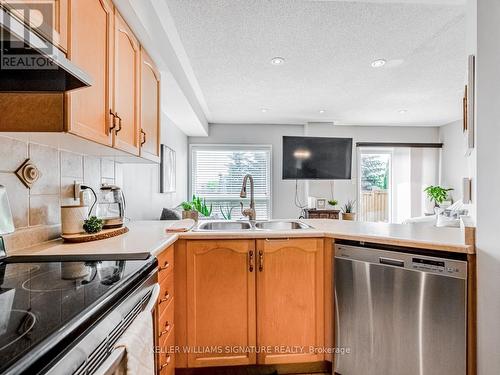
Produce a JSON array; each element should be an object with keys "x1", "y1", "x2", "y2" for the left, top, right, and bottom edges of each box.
[
  {"x1": 254, "y1": 221, "x2": 311, "y2": 230},
  {"x1": 196, "y1": 221, "x2": 252, "y2": 231}
]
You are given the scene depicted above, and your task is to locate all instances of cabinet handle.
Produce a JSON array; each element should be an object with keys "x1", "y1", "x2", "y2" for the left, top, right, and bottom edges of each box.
[
  {"x1": 265, "y1": 237, "x2": 290, "y2": 242},
  {"x1": 159, "y1": 355, "x2": 171, "y2": 370},
  {"x1": 109, "y1": 110, "x2": 117, "y2": 132},
  {"x1": 159, "y1": 291, "x2": 170, "y2": 304},
  {"x1": 248, "y1": 250, "x2": 254, "y2": 272},
  {"x1": 258, "y1": 250, "x2": 264, "y2": 272},
  {"x1": 141, "y1": 129, "x2": 147, "y2": 146},
  {"x1": 159, "y1": 261, "x2": 170, "y2": 271},
  {"x1": 159, "y1": 321, "x2": 172, "y2": 337},
  {"x1": 115, "y1": 114, "x2": 122, "y2": 134}
]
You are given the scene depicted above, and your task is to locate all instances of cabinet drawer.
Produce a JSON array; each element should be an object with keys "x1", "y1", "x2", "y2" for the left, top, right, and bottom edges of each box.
[
  {"x1": 158, "y1": 298, "x2": 174, "y2": 346},
  {"x1": 158, "y1": 329, "x2": 175, "y2": 375},
  {"x1": 157, "y1": 246, "x2": 174, "y2": 282},
  {"x1": 158, "y1": 272, "x2": 174, "y2": 315}
]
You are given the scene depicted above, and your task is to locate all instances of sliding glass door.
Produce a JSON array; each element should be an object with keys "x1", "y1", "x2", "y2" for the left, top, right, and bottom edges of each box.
[{"x1": 358, "y1": 150, "x2": 392, "y2": 223}]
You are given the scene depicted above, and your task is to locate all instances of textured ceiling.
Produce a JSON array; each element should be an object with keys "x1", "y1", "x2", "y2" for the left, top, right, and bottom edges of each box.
[{"x1": 165, "y1": 0, "x2": 466, "y2": 126}]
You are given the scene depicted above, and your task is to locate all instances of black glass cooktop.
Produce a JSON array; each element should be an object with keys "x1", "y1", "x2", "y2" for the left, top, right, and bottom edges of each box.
[{"x1": 0, "y1": 256, "x2": 156, "y2": 374}]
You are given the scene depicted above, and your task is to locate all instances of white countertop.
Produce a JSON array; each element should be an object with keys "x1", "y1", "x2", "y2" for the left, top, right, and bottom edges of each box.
[{"x1": 8, "y1": 219, "x2": 474, "y2": 259}]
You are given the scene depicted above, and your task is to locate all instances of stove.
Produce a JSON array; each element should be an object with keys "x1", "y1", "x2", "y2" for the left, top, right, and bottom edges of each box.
[{"x1": 0, "y1": 255, "x2": 157, "y2": 374}]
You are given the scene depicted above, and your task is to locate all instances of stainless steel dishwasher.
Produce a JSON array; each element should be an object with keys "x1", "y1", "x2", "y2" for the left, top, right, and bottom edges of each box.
[{"x1": 334, "y1": 243, "x2": 467, "y2": 375}]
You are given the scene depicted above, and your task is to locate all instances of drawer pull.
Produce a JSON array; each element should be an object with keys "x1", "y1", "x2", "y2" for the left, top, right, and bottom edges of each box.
[
  {"x1": 159, "y1": 355, "x2": 171, "y2": 369},
  {"x1": 159, "y1": 261, "x2": 170, "y2": 271},
  {"x1": 159, "y1": 292, "x2": 170, "y2": 304},
  {"x1": 159, "y1": 321, "x2": 172, "y2": 337}
]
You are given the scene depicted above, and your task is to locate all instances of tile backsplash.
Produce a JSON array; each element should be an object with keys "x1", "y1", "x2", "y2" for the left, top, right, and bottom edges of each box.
[{"x1": 0, "y1": 135, "x2": 122, "y2": 253}]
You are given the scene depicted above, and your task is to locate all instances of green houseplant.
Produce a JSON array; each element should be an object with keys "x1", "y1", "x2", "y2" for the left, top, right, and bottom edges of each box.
[
  {"x1": 341, "y1": 200, "x2": 356, "y2": 221},
  {"x1": 191, "y1": 195, "x2": 213, "y2": 217},
  {"x1": 424, "y1": 185, "x2": 454, "y2": 207},
  {"x1": 83, "y1": 216, "x2": 103, "y2": 234},
  {"x1": 180, "y1": 201, "x2": 198, "y2": 221},
  {"x1": 328, "y1": 199, "x2": 339, "y2": 208}
]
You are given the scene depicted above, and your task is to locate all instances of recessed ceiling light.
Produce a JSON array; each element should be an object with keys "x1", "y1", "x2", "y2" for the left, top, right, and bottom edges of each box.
[
  {"x1": 319, "y1": 110, "x2": 326, "y2": 114},
  {"x1": 261, "y1": 108, "x2": 269, "y2": 113},
  {"x1": 398, "y1": 109, "x2": 408, "y2": 114},
  {"x1": 270, "y1": 57, "x2": 285, "y2": 65},
  {"x1": 371, "y1": 59, "x2": 387, "y2": 68}
]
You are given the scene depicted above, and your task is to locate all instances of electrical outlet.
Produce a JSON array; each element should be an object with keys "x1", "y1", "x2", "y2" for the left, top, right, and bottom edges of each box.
[{"x1": 73, "y1": 182, "x2": 83, "y2": 200}]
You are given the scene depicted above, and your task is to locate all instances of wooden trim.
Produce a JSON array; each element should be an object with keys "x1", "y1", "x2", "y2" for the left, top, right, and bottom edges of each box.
[
  {"x1": 174, "y1": 240, "x2": 188, "y2": 368},
  {"x1": 467, "y1": 254, "x2": 477, "y2": 375},
  {"x1": 356, "y1": 142, "x2": 443, "y2": 148},
  {"x1": 175, "y1": 361, "x2": 331, "y2": 375},
  {"x1": 324, "y1": 237, "x2": 334, "y2": 363}
]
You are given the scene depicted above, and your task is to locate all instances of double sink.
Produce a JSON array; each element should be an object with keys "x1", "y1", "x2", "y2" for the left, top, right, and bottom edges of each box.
[{"x1": 195, "y1": 220, "x2": 312, "y2": 232}]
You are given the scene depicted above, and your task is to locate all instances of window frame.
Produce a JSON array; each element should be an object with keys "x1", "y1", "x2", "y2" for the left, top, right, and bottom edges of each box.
[{"x1": 189, "y1": 143, "x2": 273, "y2": 219}]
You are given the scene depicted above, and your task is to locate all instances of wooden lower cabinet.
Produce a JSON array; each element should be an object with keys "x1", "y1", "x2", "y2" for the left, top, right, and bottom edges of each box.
[
  {"x1": 176, "y1": 238, "x2": 324, "y2": 370},
  {"x1": 256, "y1": 238, "x2": 325, "y2": 364},
  {"x1": 186, "y1": 240, "x2": 257, "y2": 367}
]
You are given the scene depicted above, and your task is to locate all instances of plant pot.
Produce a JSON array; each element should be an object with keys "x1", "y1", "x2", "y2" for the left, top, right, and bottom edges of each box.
[
  {"x1": 182, "y1": 210, "x2": 199, "y2": 222},
  {"x1": 341, "y1": 212, "x2": 356, "y2": 221}
]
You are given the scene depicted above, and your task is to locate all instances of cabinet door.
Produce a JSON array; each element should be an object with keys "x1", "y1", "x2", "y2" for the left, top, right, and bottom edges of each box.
[
  {"x1": 66, "y1": 0, "x2": 113, "y2": 146},
  {"x1": 3, "y1": 0, "x2": 68, "y2": 52},
  {"x1": 140, "y1": 47, "x2": 161, "y2": 162},
  {"x1": 112, "y1": 12, "x2": 140, "y2": 155},
  {"x1": 186, "y1": 240, "x2": 256, "y2": 367},
  {"x1": 256, "y1": 238, "x2": 324, "y2": 365}
]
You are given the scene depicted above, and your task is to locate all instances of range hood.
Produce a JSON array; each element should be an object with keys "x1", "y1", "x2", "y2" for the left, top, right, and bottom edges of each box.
[{"x1": 0, "y1": 6, "x2": 92, "y2": 92}]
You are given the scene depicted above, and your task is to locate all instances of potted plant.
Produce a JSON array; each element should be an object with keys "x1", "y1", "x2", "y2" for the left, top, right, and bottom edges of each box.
[
  {"x1": 181, "y1": 201, "x2": 198, "y2": 221},
  {"x1": 328, "y1": 199, "x2": 338, "y2": 209},
  {"x1": 341, "y1": 200, "x2": 356, "y2": 221},
  {"x1": 424, "y1": 185, "x2": 454, "y2": 208},
  {"x1": 191, "y1": 195, "x2": 213, "y2": 217}
]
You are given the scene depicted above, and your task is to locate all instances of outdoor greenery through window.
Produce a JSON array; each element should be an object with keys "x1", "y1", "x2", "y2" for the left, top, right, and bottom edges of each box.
[
  {"x1": 359, "y1": 152, "x2": 391, "y2": 223},
  {"x1": 191, "y1": 145, "x2": 272, "y2": 220}
]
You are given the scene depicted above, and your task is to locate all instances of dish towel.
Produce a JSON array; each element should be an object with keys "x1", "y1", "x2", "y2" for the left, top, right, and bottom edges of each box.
[
  {"x1": 165, "y1": 218, "x2": 196, "y2": 232},
  {"x1": 114, "y1": 311, "x2": 155, "y2": 375}
]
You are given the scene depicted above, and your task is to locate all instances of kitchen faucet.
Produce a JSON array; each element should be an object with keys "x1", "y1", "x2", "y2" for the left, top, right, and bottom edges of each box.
[{"x1": 240, "y1": 174, "x2": 256, "y2": 221}]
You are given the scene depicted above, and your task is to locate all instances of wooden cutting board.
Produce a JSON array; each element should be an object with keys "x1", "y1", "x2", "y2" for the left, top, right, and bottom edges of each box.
[{"x1": 62, "y1": 226, "x2": 129, "y2": 243}]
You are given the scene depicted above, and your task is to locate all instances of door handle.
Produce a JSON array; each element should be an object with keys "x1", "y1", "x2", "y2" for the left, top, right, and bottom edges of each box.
[
  {"x1": 115, "y1": 114, "x2": 122, "y2": 134},
  {"x1": 109, "y1": 110, "x2": 117, "y2": 132},
  {"x1": 140, "y1": 129, "x2": 146, "y2": 145},
  {"x1": 249, "y1": 250, "x2": 254, "y2": 272},
  {"x1": 258, "y1": 250, "x2": 264, "y2": 272}
]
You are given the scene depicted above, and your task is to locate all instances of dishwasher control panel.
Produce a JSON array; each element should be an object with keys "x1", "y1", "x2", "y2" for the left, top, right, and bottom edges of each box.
[{"x1": 335, "y1": 244, "x2": 467, "y2": 279}]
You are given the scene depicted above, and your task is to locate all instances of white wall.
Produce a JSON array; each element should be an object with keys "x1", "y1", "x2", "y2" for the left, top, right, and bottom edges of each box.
[
  {"x1": 474, "y1": 0, "x2": 500, "y2": 373},
  {"x1": 121, "y1": 114, "x2": 188, "y2": 220},
  {"x1": 305, "y1": 123, "x2": 440, "y2": 217},
  {"x1": 189, "y1": 123, "x2": 306, "y2": 219},
  {"x1": 189, "y1": 123, "x2": 440, "y2": 219},
  {"x1": 438, "y1": 120, "x2": 476, "y2": 210}
]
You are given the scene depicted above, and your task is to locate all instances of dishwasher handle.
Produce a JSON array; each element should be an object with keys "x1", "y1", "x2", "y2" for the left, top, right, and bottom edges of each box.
[{"x1": 379, "y1": 257, "x2": 405, "y2": 267}]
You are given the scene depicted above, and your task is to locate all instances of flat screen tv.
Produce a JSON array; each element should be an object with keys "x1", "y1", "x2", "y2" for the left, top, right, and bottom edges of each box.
[{"x1": 282, "y1": 136, "x2": 352, "y2": 180}]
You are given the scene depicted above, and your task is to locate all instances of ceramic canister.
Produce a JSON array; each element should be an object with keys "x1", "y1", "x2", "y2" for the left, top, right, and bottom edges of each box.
[{"x1": 61, "y1": 205, "x2": 89, "y2": 234}]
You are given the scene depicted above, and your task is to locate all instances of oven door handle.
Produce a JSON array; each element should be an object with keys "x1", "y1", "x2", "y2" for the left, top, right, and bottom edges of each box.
[
  {"x1": 94, "y1": 283, "x2": 160, "y2": 375},
  {"x1": 145, "y1": 283, "x2": 160, "y2": 313}
]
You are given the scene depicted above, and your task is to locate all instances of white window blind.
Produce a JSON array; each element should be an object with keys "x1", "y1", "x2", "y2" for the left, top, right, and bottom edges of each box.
[{"x1": 191, "y1": 145, "x2": 272, "y2": 220}]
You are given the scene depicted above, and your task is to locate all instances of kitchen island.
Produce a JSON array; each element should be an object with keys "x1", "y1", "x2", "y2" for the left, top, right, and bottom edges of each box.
[{"x1": 4, "y1": 219, "x2": 476, "y2": 375}]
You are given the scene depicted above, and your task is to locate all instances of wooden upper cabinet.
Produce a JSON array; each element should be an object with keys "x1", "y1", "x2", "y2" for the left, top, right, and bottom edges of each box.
[
  {"x1": 186, "y1": 240, "x2": 256, "y2": 368},
  {"x1": 3, "y1": 0, "x2": 68, "y2": 52},
  {"x1": 256, "y1": 238, "x2": 325, "y2": 365},
  {"x1": 66, "y1": 0, "x2": 113, "y2": 146},
  {"x1": 140, "y1": 47, "x2": 161, "y2": 162},
  {"x1": 112, "y1": 11, "x2": 140, "y2": 156}
]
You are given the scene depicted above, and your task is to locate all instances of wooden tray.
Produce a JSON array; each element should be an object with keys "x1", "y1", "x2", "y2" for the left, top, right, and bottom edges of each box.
[{"x1": 62, "y1": 226, "x2": 129, "y2": 243}]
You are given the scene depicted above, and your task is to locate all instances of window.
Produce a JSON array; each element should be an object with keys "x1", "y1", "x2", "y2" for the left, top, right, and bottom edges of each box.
[{"x1": 190, "y1": 145, "x2": 272, "y2": 220}]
